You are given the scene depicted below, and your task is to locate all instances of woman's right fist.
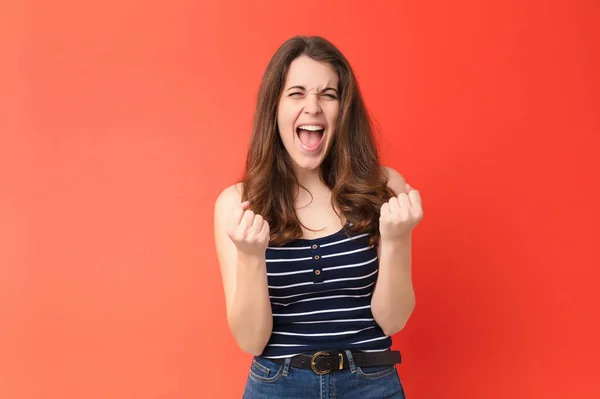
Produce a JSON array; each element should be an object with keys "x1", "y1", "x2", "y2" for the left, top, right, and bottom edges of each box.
[{"x1": 227, "y1": 200, "x2": 270, "y2": 257}]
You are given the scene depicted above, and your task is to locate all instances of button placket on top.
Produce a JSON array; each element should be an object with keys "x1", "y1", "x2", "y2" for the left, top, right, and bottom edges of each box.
[{"x1": 311, "y1": 243, "x2": 325, "y2": 282}]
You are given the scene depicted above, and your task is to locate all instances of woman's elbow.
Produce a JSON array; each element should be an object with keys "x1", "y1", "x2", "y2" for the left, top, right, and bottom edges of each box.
[
  {"x1": 239, "y1": 342, "x2": 267, "y2": 356},
  {"x1": 378, "y1": 302, "x2": 416, "y2": 337}
]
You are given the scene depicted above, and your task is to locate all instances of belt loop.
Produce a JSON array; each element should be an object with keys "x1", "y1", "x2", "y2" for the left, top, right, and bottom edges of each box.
[
  {"x1": 343, "y1": 350, "x2": 357, "y2": 374},
  {"x1": 282, "y1": 357, "x2": 292, "y2": 376}
]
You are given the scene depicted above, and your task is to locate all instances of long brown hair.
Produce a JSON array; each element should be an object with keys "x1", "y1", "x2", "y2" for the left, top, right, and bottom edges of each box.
[{"x1": 241, "y1": 35, "x2": 395, "y2": 247}]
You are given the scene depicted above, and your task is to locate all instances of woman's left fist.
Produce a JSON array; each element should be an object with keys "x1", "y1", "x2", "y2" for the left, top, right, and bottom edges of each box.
[{"x1": 379, "y1": 183, "x2": 423, "y2": 241}]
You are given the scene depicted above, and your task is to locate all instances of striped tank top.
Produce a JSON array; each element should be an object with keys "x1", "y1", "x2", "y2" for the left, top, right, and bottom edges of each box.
[{"x1": 260, "y1": 223, "x2": 392, "y2": 359}]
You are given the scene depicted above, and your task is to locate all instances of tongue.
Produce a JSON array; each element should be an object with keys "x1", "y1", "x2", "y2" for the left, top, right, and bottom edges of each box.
[{"x1": 298, "y1": 130, "x2": 322, "y2": 147}]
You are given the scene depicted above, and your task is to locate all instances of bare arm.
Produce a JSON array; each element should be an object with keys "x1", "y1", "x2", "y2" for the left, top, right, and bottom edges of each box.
[
  {"x1": 213, "y1": 185, "x2": 273, "y2": 355},
  {"x1": 372, "y1": 234, "x2": 415, "y2": 336},
  {"x1": 371, "y1": 167, "x2": 421, "y2": 336}
]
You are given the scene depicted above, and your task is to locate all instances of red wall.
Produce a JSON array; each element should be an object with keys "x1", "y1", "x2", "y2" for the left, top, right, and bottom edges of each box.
[{"x1": 2, "y1": 0, "x2": 599, "y2": 398}]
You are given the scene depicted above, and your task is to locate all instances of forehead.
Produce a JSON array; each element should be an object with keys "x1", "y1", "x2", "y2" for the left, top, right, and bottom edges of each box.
[{"x1": 284, "y1": 55, "x2": 339, "y2": 89}]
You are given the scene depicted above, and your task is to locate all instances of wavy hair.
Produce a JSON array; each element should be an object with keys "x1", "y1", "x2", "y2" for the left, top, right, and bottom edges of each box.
[{"x1": 241, "y1": 35, "x2": 395, "y2": 247}]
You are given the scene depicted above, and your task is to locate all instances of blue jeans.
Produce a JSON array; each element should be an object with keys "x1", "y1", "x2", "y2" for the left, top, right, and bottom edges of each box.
[{"x1": 242, "y1": 350, "x2": 406, "y2": 398}]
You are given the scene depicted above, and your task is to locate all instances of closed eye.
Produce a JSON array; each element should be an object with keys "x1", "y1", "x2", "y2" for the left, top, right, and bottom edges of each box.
[{"x1": 287, "y1": 91, "x2": 337, "y2": 99}]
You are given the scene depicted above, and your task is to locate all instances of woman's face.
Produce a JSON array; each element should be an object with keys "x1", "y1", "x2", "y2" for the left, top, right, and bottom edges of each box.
[{"x1": 277, "y1": 55, "x2": 340, "y2": 173}]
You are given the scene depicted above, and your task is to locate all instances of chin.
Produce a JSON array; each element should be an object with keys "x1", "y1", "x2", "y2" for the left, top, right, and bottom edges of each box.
[{"x1": 291, "y1": 155, "x2": 324, "y2": 172}]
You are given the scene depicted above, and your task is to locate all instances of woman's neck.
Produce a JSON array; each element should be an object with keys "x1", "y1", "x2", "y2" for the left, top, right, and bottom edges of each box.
[{"x1": 294, "y1": 165, "x2": 322, "y2": 188}]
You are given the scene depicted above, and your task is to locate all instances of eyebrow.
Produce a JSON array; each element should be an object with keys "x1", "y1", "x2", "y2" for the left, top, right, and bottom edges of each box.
[{"x1": 286, "y1": 85, "x2": 339, "y2": 93}]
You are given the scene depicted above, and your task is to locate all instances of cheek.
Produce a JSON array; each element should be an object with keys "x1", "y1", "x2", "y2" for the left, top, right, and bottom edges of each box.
[
  {"x1": 326, "y1": 105, "x2": 340, "y2": 128},
  {"x1": 277, "y1": 104, "x2": 300, "y2": 133},
  {"x1": 277, "y1": 115, "x2": 296, "y2": 146}
]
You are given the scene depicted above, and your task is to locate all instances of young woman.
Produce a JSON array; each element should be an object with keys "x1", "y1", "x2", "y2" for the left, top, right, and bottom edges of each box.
[{"x1": 214, "y1": 35, "x2": 423, "y2": 399}]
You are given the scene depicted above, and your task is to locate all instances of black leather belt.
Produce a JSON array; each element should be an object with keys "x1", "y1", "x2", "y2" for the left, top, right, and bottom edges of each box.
[{"x1": 265, "y1": 350, "x2": 402, "y2": 375}]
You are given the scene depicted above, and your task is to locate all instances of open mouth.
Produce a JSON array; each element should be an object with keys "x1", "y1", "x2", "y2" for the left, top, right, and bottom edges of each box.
[{"x1": 296, "y1": 124, "x2": 325, "y2": 150}]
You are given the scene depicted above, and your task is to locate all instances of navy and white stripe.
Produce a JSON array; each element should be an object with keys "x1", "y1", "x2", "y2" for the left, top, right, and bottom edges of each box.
[{"x1": 261, "y1": 225, "x2": 392, "y2": 358}]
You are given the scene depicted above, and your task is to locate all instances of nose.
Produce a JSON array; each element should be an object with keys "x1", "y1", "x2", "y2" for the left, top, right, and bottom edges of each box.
[{"x1": 303, "y1": 94, "x2": 322, "y2": 115}]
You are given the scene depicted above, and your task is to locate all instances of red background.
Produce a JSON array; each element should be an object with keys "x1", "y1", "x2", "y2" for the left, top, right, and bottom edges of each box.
[{"x1": 2, "y1": 0, "x2": 599, "y2": 398}]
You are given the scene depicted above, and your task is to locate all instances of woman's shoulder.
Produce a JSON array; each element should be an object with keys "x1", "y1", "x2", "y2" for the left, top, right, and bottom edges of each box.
[
  {"x1": 214, "y1": 182, "x2": 244, "y2": 212},
  {"x1": 381, "y1": 165, "x2": 407, "y2": 196}
]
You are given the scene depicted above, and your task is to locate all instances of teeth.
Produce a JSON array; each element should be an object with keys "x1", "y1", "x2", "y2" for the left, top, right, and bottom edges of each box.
[{"x1": 297, "y1": 125, "x2": 324, "y2": 131}]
